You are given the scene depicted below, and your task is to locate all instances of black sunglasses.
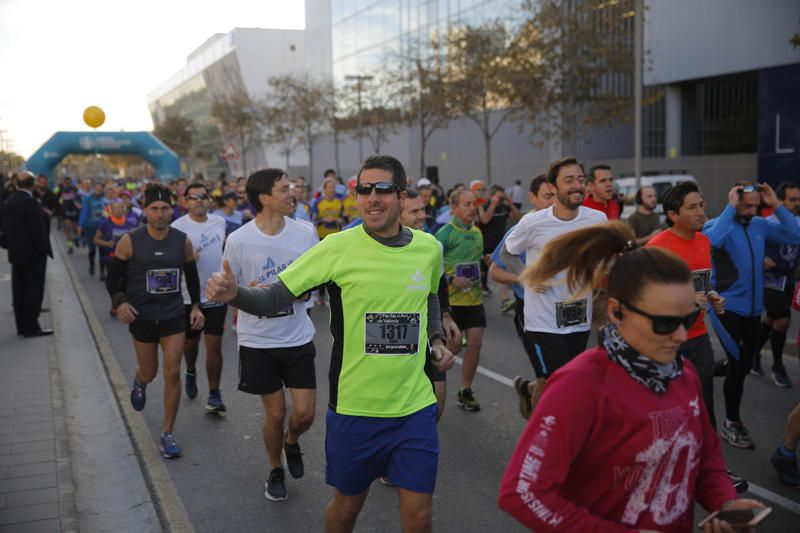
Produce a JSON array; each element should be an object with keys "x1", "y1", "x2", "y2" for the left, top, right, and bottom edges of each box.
[
  {"x1": 355, "y1": 181, "x2": 400, "y2": 195},
  {"x1": 187, "y1": 194, "x2": 209, "y2": 201},
  {"x1": 619, "y1": 300, "x2": 702, "y2": 335}
]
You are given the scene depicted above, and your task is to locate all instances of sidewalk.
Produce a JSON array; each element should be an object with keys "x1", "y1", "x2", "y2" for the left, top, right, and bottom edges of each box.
[
  {"x1": 0, "y1": 259, "x2": 77, "y2": 532},
  {"x1": 0, "y1": 236, "x2": 163, "y2": 532}
]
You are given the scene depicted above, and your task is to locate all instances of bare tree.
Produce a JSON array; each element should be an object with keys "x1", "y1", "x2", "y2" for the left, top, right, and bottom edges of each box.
[
  {"x1": 211, "y1": 92, "x2": 260, "y2": 176},
  {"x1": 391, "y1": 37, "x2": 451, "y2": 180},
  {"x1": 350, "y1": 75, "x2": 401, "y2": 155},
  {"x1": 266, "y1": 75, "x2": 333, "y2": 180},
  {"x1": 516, "y1": 0, "x2": 636, "y2": 150},
  {"x1": 443, "y1": 21, "x2": 533, "y2": 184}
]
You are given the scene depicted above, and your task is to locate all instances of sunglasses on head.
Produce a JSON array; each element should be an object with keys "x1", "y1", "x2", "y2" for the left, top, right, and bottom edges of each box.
[
  {"x1": 355, "y1": 181, "x2": 400, "y2": 195},
  {"x1": 619, "y1": 300, "x2": 702, "y2": 335}
]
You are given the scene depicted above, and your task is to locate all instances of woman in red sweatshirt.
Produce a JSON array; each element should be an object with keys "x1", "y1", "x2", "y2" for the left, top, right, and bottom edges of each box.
[{"x1": 498, "y1": 221, "x2": 764, "y2": 532}]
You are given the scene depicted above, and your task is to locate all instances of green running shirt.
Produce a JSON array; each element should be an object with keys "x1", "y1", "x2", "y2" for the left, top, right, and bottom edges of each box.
[
  {"x1": 436, "y1": 219, "x2": 484, "y2": 307},
  {"x1": 279, "y1": 225, "x2": 441, "y2": 418}
]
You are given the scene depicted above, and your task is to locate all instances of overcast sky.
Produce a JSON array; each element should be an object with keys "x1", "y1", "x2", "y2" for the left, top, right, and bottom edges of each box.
[{"x1": 0, "y1": 0, "x2": 305, "y2": 157}]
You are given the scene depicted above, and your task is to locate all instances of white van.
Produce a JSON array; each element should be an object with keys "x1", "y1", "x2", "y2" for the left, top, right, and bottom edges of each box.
[{"x1": 616, "y1": 174, "x2": 697, "y2": 220}]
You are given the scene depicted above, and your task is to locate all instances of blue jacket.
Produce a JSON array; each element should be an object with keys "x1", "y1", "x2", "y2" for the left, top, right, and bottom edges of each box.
[
  {"x1": 78, "y1": 194, "x2": 107, "y2": 230},
  {"x1": 703, "y1": 204, "x2": 800, "y2": 317}
]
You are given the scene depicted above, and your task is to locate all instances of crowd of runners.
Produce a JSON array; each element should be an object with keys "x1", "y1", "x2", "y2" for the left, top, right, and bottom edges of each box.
[{"x1": 4, "y1": 154, "x2": 800, "y2": 531}]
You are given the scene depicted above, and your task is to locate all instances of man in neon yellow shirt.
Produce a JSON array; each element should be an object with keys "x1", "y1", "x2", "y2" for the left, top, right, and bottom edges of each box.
[
  {"x1": 207, "y1": 155, "x2": 455, "y2": 532},
  {"x1": 436, "y1": 190, "x2": 485, "y2": 411}
]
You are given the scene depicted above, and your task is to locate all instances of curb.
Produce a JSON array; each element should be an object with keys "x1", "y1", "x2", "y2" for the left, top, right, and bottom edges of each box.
[{"x1": 54, "y1": 237, "x2": 194, "y2": 533}]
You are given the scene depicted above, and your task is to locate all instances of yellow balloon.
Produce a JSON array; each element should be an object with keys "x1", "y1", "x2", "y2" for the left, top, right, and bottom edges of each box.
[{"x1": 83, "y1": 106, "x2": 105, "y2": 129}]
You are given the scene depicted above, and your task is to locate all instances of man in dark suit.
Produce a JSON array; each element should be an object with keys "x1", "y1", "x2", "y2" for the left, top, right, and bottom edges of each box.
[{"x1": 1, "y1": 171, "x2": 53, "y2": 337}]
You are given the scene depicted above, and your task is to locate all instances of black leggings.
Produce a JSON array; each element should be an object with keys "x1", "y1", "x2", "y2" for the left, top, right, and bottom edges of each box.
[{"x1": 716, "y1": 312, "x2": 760, "y2": 423}]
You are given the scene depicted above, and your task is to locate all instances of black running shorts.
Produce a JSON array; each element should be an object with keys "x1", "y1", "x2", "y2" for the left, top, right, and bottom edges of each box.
[
  {"x1": 522, "y1": 330, "x2": 590, "y2": 378},
  {"x1": 764, "y1": 286, "x2": 793, "y2": 320},
  {"x1": 184, "y1": 304, "x2": 227, "y2": 339},
  {"x1": 450, "y1": 304, "x2": 487, "y2": 331},
  {"x1": 238, "y1": 342, "x2": 316, "y2": 395},
  {"x1": 129, "y1": 314, "x2": 185, "y2": 344}
]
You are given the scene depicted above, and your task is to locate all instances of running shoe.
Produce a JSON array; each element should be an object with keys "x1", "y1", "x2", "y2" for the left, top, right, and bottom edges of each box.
[
  {"x1": 500, "y1": 298, "x2": 515, "y2": 313},
  {"x1": 184, "y1": 369, "x2": 198, "y2": 399},
  {"x1": 750, "y1": 356, "x2": 763, "y2": 376},
  {"x1": 457, "y1": 387, "x2": 481, "y2": 412},
  {"x1": 159, "y1": 432, "x2": 182, "y2": 459},
  {"x1": 89, "y1": 263, "x2": 95, "y2": 276},
  {"x1": 264, "y1": 467, "x2": 288, "y2": 501},
  {"x1": 771, "y1": 365, "x2": 792, "y2": 388},
  {"x1": 512, "y1": 376, "x2": 533, "y2": 420},
  {"x1": 770, "y1": 449, "x2": 800, "y2": 488},
  {"x1": 206, "y1": 390, "x2": 227, "y2": 413},
  {"x1": 727, "y1": 470, "x2": 749, "y2": 493},
  {"x1": 481, "y1": 286, "x2": 492, "y2": 296},
  {"x1": 720, "y1": 420, "x2": 755, "y2": 449},
  {"x1": 67, "y1": 244, "x2": 74, "y2": 255},
  {"x1": 283, "y1": 439, "x2": 304, "y2": 479},
  {"x1": 130, "y1": 377, "x2": 146, "y2": 411}
]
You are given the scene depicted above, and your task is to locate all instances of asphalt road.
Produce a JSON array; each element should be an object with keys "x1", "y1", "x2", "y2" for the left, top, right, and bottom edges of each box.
[{"x1": 63, "y1": 241, "x2": 800, "y2": 532}]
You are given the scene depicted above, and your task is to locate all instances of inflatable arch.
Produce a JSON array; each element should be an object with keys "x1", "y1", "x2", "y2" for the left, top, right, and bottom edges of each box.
[{"x1": 26, "y1": 131, "x2": 180, "y2": 180}]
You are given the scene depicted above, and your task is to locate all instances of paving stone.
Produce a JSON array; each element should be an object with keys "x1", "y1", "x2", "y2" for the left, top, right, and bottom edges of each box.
[
  {"x1": 0, "y1": 451, "x2": 56, "y2": 468},
  {"x1": 0, "y1": 474, "x2": 57, "y2": 493},
  {"x1": 0, "y1": 433, "x2": 53, "y2": 447},
  {"x1": 6, "y1": 462, "x2": 55, "y2": 479},
  {"x1": 0, "y1": 517, "x2": 60, "y2": 533},
  {"x1": 4, "y1": 488, "x2": 58, "y2": 508},
  {"x1": 0, "y1": 502, "x2": 58, "y2": 525},
  {"x1": 8, "y1": 442, "x2": 52, "y2": 455},
  {"x1": 10, "y1": 423, "x2": 52, "y2": 435}
]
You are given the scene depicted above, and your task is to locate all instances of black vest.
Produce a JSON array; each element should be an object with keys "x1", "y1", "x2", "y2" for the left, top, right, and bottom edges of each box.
[{"x1": 127, "y1": 226, "x2": 186, "y2": 320}]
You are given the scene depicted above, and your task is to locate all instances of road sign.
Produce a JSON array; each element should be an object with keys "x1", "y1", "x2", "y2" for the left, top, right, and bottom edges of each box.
[{"x1": 222, "y1": 143, "x2": 239, "y2": 160}]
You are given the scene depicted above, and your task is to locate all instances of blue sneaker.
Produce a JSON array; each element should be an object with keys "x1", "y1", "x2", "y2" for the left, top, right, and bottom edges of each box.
[
  {"x1": 184, "y1": 369, "x2": 198, "y2": 399},
  {"x1": 159, "y1": 432, "x2": 182, "y2": 459},
  {"x1": 130, "y1": 377, "x2": 146, "y2": 411},
  {"x1": 206, "y1": 390, "x2": 227, "y2": 413}
]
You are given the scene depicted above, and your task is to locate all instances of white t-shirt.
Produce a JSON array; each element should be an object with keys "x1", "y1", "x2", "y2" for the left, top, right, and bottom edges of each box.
[
  {"x1": 171, "y1": 214, "x2": 227, "y2": 306},
  {"x1": 223, "y1": 217, "x2": 318, "y2": 349},
  {"x1": 505, "y1": 206, "x2": 607, "y2": 333}
]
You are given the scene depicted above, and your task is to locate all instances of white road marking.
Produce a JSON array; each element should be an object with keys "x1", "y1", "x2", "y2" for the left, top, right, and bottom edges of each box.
[{"x1": 455, "y1": 356, "x2": 800, "y2": 515}]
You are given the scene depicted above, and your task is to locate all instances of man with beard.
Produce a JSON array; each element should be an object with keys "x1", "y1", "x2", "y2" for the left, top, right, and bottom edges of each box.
[
  {"x1": 703, "y1": 182, "x2": 800, "y2": 450},
  {"x1": 752, "y1": 182, "x2": 800, "y2": 386},
  {"x1": 207, "y1": 155, "x2": 455, "y2": 532},
  {"x1": 626, "y1": 185, "x2": 664, "y2": 244},
  {"x1": 647, "y1": 181, "x2": 749, "y2": 493},
  {"x1": 505, "y1": 157, "x2": 606, "y2": 382}
]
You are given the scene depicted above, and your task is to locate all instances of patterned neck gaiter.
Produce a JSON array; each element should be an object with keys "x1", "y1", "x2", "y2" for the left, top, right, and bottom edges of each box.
[{"x1": 601, "y1": 323, "x2": 683, "y2": 395}]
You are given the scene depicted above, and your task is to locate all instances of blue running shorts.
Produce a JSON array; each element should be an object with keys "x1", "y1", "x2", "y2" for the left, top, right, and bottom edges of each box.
[{"x1": 325, "y1": 403, "x2": 439, "y2": 495}]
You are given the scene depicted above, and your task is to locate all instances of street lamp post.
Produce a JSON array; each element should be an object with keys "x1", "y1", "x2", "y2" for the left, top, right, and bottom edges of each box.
[{"x1": 345, "y1": 74, "x2": 374, "y2": 163}]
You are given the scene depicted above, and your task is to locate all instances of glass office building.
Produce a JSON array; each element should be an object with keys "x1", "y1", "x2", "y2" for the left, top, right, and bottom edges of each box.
[{"x1": 330, "y1": 1, "x2": 518, "y2": 84}]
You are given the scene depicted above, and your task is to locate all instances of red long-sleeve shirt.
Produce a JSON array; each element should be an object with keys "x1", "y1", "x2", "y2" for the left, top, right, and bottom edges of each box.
[{"x1": 498, "y1": 347, "x2": 736, "y2": 532}]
